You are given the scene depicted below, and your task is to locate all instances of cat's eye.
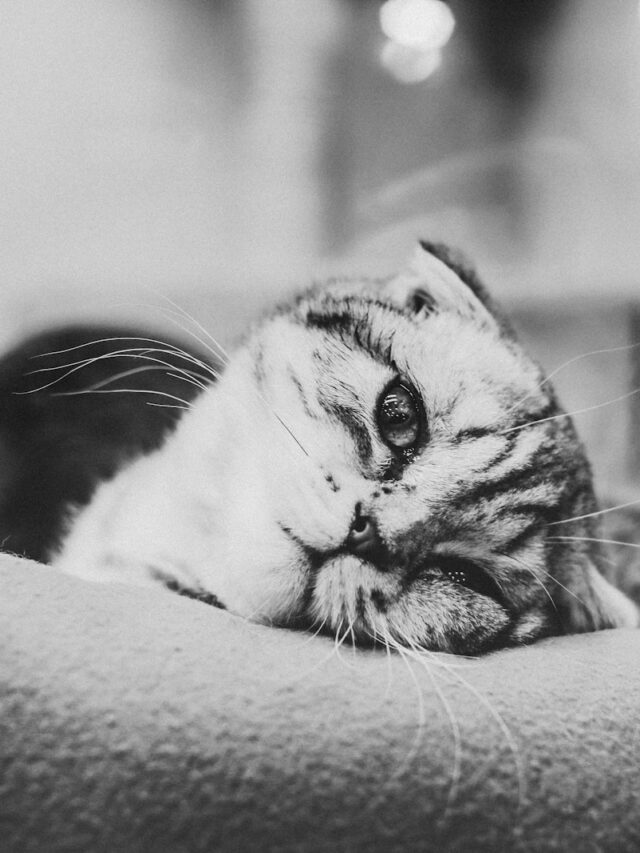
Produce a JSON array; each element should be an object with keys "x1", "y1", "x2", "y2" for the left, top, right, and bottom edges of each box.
[
  {"x1": 376, "y1": 381, "x2": 422, "y2": 451},
  {"x1": 437, "y1": 555, "x2": 504, "y2": 604}
]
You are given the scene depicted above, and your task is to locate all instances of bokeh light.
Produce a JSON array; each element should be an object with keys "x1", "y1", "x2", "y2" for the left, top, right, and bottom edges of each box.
[
  {"x1": 380, "y1": 41, "x2": 443, "y2": 84},
  {"x1": 379, "y1": 0, "x2": 455, "y2": 50},
  {"x1": 379, "y1": 0, "x2": 454, "y2": 83}
]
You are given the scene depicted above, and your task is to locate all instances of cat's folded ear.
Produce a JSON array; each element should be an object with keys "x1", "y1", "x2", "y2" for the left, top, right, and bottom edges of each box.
[
  {"x1": 384, "y1": 241, "x2": 510, "y2": 333},
  {"x1": 556, "y1": 562, "x2": 639, "y2": 633}
]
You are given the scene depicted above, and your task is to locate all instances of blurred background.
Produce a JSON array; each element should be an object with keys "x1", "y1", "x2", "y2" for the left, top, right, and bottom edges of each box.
[{"x1": 2, "y1": 0, "x2": 640, "y2": 496}]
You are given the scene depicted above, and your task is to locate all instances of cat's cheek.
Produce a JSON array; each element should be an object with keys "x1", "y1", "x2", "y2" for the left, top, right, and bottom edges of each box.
[
  {"x1": 309, "y1": 561, "x2": 515, "y2": 652},
  {"x1": 386, "y1": 584, "x2": 513, "y2": 653},
  {"x1": 210, "y1": 502, "x2": 309, "y2": 624},
  {"x1": 218, "y1": 550, "x2": 309, "y2": 626}
]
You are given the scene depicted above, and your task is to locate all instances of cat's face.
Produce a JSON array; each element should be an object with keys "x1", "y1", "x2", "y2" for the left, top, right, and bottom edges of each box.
[{"x1": 190, "y1": 244, "x2": 637, "y2": 653}]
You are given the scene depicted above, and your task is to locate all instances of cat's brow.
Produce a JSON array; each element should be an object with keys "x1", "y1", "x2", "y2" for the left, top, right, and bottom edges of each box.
[{"x1": 301, "y1": 301, "x2": 398, "y2": 365}]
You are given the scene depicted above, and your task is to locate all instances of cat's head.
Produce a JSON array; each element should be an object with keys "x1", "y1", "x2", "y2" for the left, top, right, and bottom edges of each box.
[{"x1": 193, "y1": 242, "x2": 637, "y2": 653}]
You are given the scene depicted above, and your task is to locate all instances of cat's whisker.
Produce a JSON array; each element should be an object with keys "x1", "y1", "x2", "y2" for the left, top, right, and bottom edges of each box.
[
  {"x1": 332, "y1": 618, "x2": 344, "y2": 650},
  {"x1": 147, "y1": 403, "x2": 191, "y2": 411},
  {"x1": 165, "y1": 371, "x2": 209, "y2": 392},
  {"x1": 237, "y1": 600, "x2": 280, "y2": 629},
  {"x1": 149, "y1": 308, "x2": 231, "y2": 369},
  {"x1": 367, "y1": 627, "x2": 489, "y2": 821},
  {"x1": 21, "y1": 354, "x2": 129, "y2": 392},
  {"x1": 415, "y1": 639, "x2": 525, "y2": 816},
  {"x1": 66, "y1": 364, "x2": 172, "y2": 390},
  {"x1": 328, "y1": 618, "x2": 349, "y2": 670},
  {"x1": 392, "y1": 628, "x2": 463, "y2": 815},
  {"x1": 345, "y1": 617, "x2": 359, "y2": 649},
  {"x1": 115, "y1": 342, "x2": 217, "y2": 381},
  {"x1": 543, "y1": 341, "x2": 640, "y2": 383},
  {"x1": 386, "y1": 623, "x2": 525, "y2": 816},
  {"x1": 299, "y1": 616, "x2": 329, "y2": 646},
  {"x1": 37, "y1": 356, "x2": 209, "y2": 400},
  {"x1": 140, "y1": 289, "x2": 232, "y2": 366},
  {"x1": 535, "y1": 562, "x2": 589, "y2": 609},
  {"x1": 503, "y1": 340, "x2": 640, "y2": 419},
  {"x1": 99, "y1": 295, "x2": 231, "y2": 371},
  {"x1": 501, "y1": 387, "x2": 640, "y2": 435},
  {"x1": 105, "y1": 345, "x2": 220, "y2": 384},
  {"x1": 27, "y1": 323, "x2": 353, "y2": 467},
  {"x1": 368, "y1": 612, "x2": 473, "y2": 671},
  {"x1": 158, "y1": 294, "x2": 232, "y2": 362},
  {"x1": 279, "y1": 647, "x2": 340, "y2": 689},
  {"x1": 29, "y1": 336, "x2": 139, "y2": 358},
  {"x1": 360, "y1": 628, "x2": 429, "y2": 813},
  {"x1": 116, "y1": 316, "x2": 308, "y2": 477},
  {"x1": 97, "y1": 338, "x2": 312, "y2": 466},
  {"x1": 22, "y1": 344, "x2": 219, "y2": 393},
  {"x1": 51, "y1": 387, "x2": 195, "y2": 408},
  {"x1": 334, "y1": 618, "x2": 358, "y2": 669},
  {"x1": 348, "y1": 619, "x2": 359, "y2": 656},
  {"x1": 270, "y1": 619, "x2": 356, "y2": 691},
  {"x1": 378, "y1": 630, "x2": 395, "y2": 704},
  {"x1": 239, "y1": 376, "x2": 312, "y2": 459},
  {"x1": 97, "y1": 293, "x2": 229, "y2": 374},
  {"x1": 57, "y1": 364, "x2": 207, "y2": 396},
  {"x1": 31, "y1": 335, "x2": 219, "y2": 374},
  {"x1": 272, "y1": 412, "x2": 310, "y2": 458},
  {"x1": 548, "y1": 535, "x2": 640, "y2": 550},
  {"x1": 500, "y1": 552, "x2": 557, "y2": 611},
  {"x1": 547, "y1": 497, "x2": 640, "y2": 526}
]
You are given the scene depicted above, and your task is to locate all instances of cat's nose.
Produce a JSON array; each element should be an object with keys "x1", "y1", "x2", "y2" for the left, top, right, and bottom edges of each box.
[{"x1": 346, "y1": 508, "x2": 384, "y2": 564}]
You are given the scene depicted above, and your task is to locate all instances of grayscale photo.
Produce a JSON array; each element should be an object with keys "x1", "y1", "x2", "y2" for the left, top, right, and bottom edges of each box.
[{"x1": 2, "y1": 2, "x2": 640, "y2": 850}]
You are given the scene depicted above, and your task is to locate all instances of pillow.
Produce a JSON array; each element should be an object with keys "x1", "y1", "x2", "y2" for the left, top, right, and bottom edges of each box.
[{"x1": 1, "y1": 553, "x2": 639, "y2": 852}]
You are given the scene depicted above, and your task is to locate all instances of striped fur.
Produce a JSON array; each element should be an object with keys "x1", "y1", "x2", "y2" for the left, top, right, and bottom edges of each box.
[{"x1": 4, "y1": 243, "x2": 637, "y2": 653}]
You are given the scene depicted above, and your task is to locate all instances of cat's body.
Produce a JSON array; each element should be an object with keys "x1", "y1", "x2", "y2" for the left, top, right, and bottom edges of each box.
[{"x1": 1, "y1": 243, "x2": 637, "y2": 653}]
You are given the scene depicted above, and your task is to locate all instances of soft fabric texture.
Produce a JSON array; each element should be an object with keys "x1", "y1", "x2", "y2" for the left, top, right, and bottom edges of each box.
[{"x1": 1, "y1": 553, "x2": 639, "y2": 852}]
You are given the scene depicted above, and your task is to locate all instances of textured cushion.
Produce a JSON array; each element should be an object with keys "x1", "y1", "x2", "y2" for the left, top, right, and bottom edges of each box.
[{"x1": 1, "y1": 553, "x2": 639, "y2": 852}]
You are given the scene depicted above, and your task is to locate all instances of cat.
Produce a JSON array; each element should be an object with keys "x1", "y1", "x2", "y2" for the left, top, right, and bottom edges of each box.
[{"x1": 0, "y1": 242, "x2": 637, "y2": 654}]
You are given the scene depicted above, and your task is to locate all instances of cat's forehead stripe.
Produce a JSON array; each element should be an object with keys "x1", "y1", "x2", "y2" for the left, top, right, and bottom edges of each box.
[{"x1": 295, "y1": 295, "x2": 406, "y2": 365}]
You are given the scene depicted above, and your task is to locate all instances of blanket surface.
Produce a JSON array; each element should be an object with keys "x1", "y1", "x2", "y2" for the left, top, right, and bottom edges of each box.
[{"x1": 1, "y1": 553, "x2": 640, "y2": 852}]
